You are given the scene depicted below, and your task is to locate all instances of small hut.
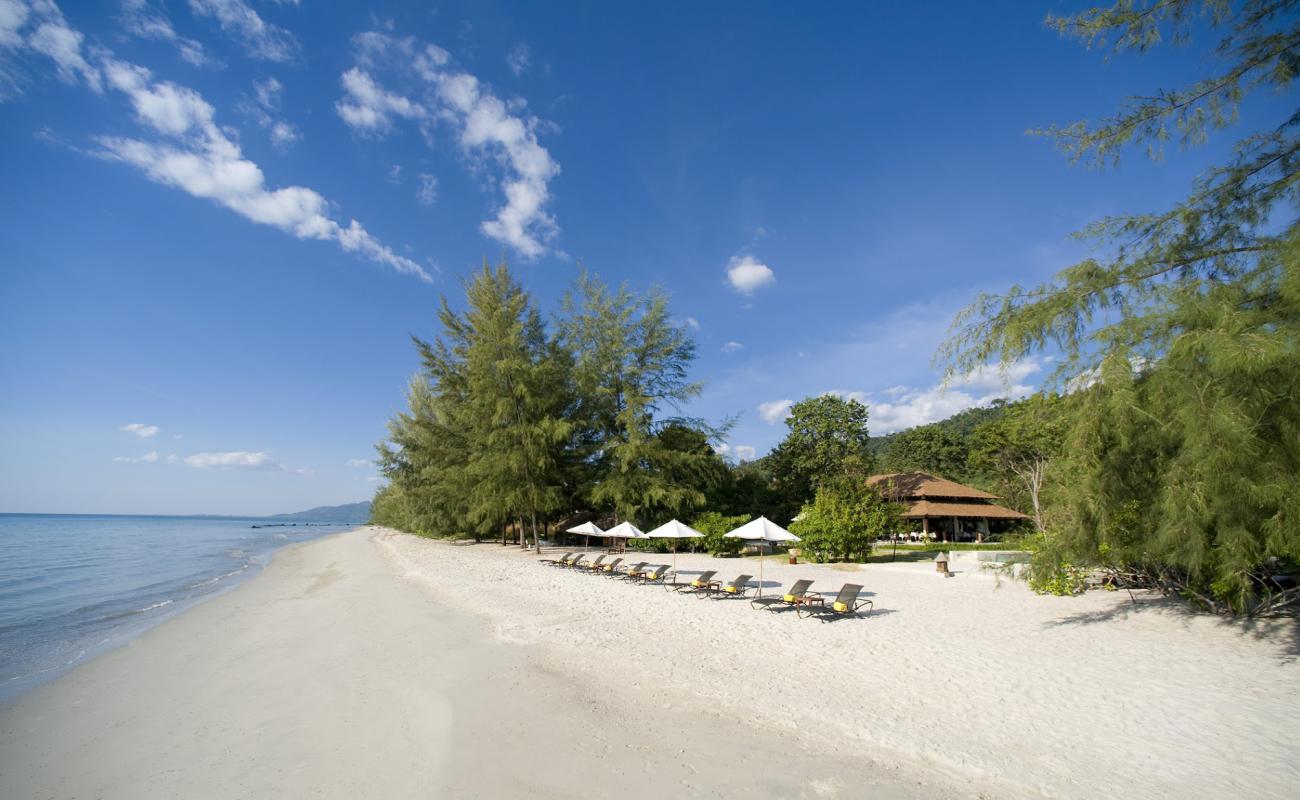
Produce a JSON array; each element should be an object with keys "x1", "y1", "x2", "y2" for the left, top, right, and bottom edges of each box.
[{"x1": 867, "y1": 472, "x2": 1029, "y2": 542}]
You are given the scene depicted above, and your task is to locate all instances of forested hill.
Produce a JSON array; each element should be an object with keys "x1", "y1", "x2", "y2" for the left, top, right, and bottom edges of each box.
[
  {"x1": 866, "y1": 401, "x2": 1011, "y2": 460},
  {"x1": 272, "y1": 502, "x2": 371, "y2": 523}
]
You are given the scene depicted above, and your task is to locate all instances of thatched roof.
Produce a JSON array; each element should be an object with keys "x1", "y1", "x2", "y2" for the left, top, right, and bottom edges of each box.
[
  {"x1": 867, "y1": 472, "x2": 998, "y2": 501},
  {"x1": 903, "y1": 500, "x2": 1029, "y2": 520}
]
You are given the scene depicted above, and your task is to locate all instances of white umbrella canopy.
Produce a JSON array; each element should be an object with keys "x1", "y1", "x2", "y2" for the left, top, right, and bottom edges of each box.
[
  {"x1": 724, "y1": 516, "x2": 801, "y2": 598},
  {"x1": 645, "y1": 519, "x2": 704, "y2": 571},
  {"x1": 645, "y1": 519, "x2": 704, "y2": 539},
  {"x1": 604, "y1": 521, "x2": 648, "y2": 539},
  {"x1": 565, "y1": 521, "x2": 605, "y2": 551}
]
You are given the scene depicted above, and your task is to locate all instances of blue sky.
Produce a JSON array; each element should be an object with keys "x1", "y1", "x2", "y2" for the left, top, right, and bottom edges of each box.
[{"x1": 0, "y1": 1, "x2": 1284, "y2": 515}]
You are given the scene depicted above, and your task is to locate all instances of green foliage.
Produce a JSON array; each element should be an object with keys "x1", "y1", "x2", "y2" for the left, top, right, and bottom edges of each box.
[
  {"x1": 940, "y1": 1, "x2": 1300, "y2": 615},
  {"x1": 791, "y1": 478, "x2": 906, "y2": 562},
  {"x1": 878, "y1": 425, "x2": 970, "y2": 480},
  {"x1": 372, "y1": 263, "x2": 726, "y2": 543},
  {"x1": 691, "y1": 511, "x2": 748, "y2": 555},
  {"x1": 968, "y1": 394, "x2": 1069, "y2": 531},
  {"x1": 559, "y1": 273, "x2": 714, "y2": 523},
  {"x1": 766, "y1": 395, "x2": 873, "y2": 521}
]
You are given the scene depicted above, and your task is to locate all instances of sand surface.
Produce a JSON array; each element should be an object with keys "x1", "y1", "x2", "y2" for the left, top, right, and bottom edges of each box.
[
  {"x1": 378, "y1": 531, "x2": 1300, "y2": 800},
  {"x1": 0, "y1": 527, "x2": 940, "y2": 799}
]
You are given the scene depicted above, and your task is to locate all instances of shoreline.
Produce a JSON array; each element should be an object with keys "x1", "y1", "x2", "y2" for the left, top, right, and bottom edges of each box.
[
  {"x1": 0, "y1": 527, "x2": 945, "y2": 799},
  {"x1": 3, "y1": 526, "x2": 1296, "y2": 798}
]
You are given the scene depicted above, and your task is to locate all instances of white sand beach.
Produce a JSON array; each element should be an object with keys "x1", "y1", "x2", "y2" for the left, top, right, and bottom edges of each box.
[{"x1": 2, "y1": 526, "x2": 1296, "y2": 799}]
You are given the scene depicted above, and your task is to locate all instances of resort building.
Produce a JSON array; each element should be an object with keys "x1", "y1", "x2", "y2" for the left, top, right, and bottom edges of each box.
[{"x1": 867, "y1": 472, "x2": 1030, "y2": 542}]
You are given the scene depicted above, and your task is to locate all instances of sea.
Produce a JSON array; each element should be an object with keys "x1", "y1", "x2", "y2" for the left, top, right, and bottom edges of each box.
[{"x1": 0, "y1": 513, "x2": 353, "y2": 704}]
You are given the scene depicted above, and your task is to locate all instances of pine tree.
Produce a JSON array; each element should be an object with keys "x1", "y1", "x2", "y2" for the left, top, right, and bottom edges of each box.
[
  {"x1": 559, "y1": 272, "x2": 708, "y2": 523},
  {"x1": 940, "y1": 1, "x2": 1300, "y2": 614}
]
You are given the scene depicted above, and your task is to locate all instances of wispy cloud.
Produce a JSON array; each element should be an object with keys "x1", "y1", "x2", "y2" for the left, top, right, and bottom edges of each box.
[
  {"x1": 757, "y1": 399, "x2": 793, "y2": 425},
  {"x1": 345, "y1": 457, "x2": 372, "y2": 467},
  {"x1": 188, "y1": 0, "x2": 297, "y2": 63},
  {"x1": 6, "y1": 5, "x2": 429, "y2": 282},
  {"x1": 714, "y1": 442, "x2": 756, "y2": 462},
  {"x1": 95, "y1": 60, "x2": 430, "y2": 281},
  {"x1": 721, "y1": 340, "x2": 744, "y2": 353},
  {"x1": 113, "y1": 450, "x2": 160, "y2": 463},
  {"x1": 851, "y1": 358, "x2": 1042, "y2": 434},
  {"x1": 505, "y1": 42, "x2": 530, "y2": 76},
  {"x1": 416, "y1": 172, "x2": 437, "y2": 206},
  {"x1": 683, "y1": 317, "x2": 701, "y2": 331},
  {"x1": 184, "y1": 450, "x2": 282, "y2": 469},
  {"x1": 726, "y1": 254, "x2": 775, "y2": 295},
  {"x1": 3, "y1": 0, "x2": 102, "y2": 95},
  {"x1": 241, "y1": 76, "x2": 299, "y2": 148},
  {"x1": 121, "y1": 422, "x2": 160, "y2": 438},
  {"x1": 337, "y1": 30, "x2": 561, "y2": 259},
  {"x1": 119, "y1": 0, "x2": 209, "y2": 67}
]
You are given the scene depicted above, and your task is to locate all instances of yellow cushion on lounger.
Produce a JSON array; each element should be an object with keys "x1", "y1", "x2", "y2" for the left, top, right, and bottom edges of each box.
[
  {"x1": 692, "y1": 579, "x2": 704, "y2": 587},
  {"x1": 725, "y1": 586, "x2": 737, "y2": 593},
  {"x1": 783, "y1": 594, "x2": 796, "y2": 602},
  {"x1": 833, "y1": 601, "x2": 847, "y2": 612}
]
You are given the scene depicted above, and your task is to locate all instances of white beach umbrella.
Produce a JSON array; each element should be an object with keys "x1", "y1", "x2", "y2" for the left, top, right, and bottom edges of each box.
[
  {"x1": 645, "y1": 519, "x2": 704, "y2": 571},
  {"x1": 724, "y1": 516, "x2": 801, "y2": 598},
  {"x1": 565, "y1": 521, "x2": 604, "y2": 550},
  {"x1": 604, "y1": 521, "x2": 647, "y2": 539}
]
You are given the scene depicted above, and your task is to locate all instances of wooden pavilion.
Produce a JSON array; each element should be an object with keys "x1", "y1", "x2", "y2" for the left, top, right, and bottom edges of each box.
[{"x1": 867, "y1": 472, "x2": 1030, "y2": 542}]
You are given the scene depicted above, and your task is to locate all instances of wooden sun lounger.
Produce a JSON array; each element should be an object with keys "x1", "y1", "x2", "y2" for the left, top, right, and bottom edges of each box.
[
  {"x1": 635, "y1": 565, "x2": 670, "y2": 585},
  {"x1": 540, "y1": 552, "x2": 575, "y2": 567},
  {"x1": 597, "y1": 557, "x2": 624, "y2": 574},
  {"x1": 797, "y1": 583, "x2": 873, "y2": 620},
  {"x1": 565, "y1": 554, "x2": 588, "y2": 569},
  {"x1": 703, "y1": 574, "x2": 753, "y2": 599},
  {"x1": 664, "y1": 569, "x2": 716, "y2": 592},
  {"x1": 749, "y1": 579, "x2": 813, "y2": 612},
  {"x1": 583, "y1": 554, "x2": 607, "y2": 572},
  {"x1": 617, "y1": 561, "x2": 649, "y2": 580}
]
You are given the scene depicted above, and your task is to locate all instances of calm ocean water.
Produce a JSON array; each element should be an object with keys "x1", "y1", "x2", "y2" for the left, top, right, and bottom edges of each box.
[{"x1": 0, "y1": 514, "x2": 350, "y2": 704}]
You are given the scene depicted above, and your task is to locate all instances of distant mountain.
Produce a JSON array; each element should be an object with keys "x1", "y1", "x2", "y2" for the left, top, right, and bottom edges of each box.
[{"x1": 272, "y1": 501, "x2": 371, "y2": 523}]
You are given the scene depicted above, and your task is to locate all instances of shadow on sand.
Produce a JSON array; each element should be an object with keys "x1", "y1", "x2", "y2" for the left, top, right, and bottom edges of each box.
[{"x1": 1043, "y1": 592, "x2": 1300, "y2": 663}]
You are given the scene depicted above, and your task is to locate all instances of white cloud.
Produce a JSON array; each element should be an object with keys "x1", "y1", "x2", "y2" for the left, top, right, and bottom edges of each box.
[
  {"x1": 4, "y1": 0, "x2": 102, "y2": 93},
  {"x1": 184, "y1": 450, "x2": 284, "y2": 470},
  {"x1": 242, "y1": 77, "x2": 299, "y2": 148},
  {"x1": 188, "y1": 0, "x2": 297, "y2": 62},
  {"x1": 120, "y1": 1, "x2": 208, "y2": 66},
  {"x1": 346, "y1": 458, "x2": 372, "y2": 467},
  {"x1": 338, "y1": 30, "x2": 561, "y2": 259},
  {"x1": 758, "y1": 399, "x2": 794, "y2": 425},
  {"x1": 335, "y1": 67, "x2": 424, "y2": 134},
  {"x1": 387, "y1": 163, "x2": 401, "y2": 183},
  {"x1": 683, "y1": 317, "x2": 700, "y2": 331},
  {"x1": 721, "y1": 341, "x2": 744, "y2": 353},
  {"x1": 120, "y1": 422, "x2": 159, "y2": 438},
  {"x1": 416, "y1": 172, "x2": 437, "y2": 205},
  {"x1": 726, "y1": 255, "x2": 775, "y2": 295},
  {"x1": 505, "y1": 42, "x2": 530, "y2": 76},
  {"x1": 114, "y1": 450, "x2": 160, "y2": 463},
  {"x1": 714, "y1": 442, "x2": 756, "y2": 462},
  {"x1": 836, "y1": 358, "x2": 1043, "y2": 435},
  {"x1": 88, "y1": 58, "x2": 429, "y2": 281}
]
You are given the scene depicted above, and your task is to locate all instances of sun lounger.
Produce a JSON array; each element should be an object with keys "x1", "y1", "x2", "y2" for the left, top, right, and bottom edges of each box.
[
  {"x1": 617, "y1": 561, "x2": 649, "y2": 580},
  {"x1": 583, "y1": 554, "x2": 607, "y2": 572},
  {"x1": 664, "y1": 569, "x2": 716, "y2": 592},
  {"x1": 636, "y1": 565, "x2": 670, "y2": 584},
  {"x1": 749, "y1": 579, "x2": 813, "y2": 612},
  {"x1": 797, "y1": 583, "x2": 872, "y2": 620},
  {"x1": 540, "y1": 552, "x2": 574, "y2": 566},
  {"x1": 565, "y1": 554, "x2": 588, "y2": 569},
  {"x1": 598, "y1": 557, "x2": 624, "y2": 574},
  {"x1": 704, "y1": 574, "x2": 753, "y2": 599}
]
